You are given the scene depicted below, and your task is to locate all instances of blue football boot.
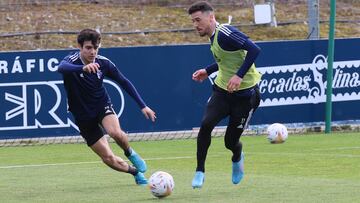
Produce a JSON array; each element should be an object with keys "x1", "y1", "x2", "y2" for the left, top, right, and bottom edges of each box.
[
  {"x1": 232, "y1": 152, "x2": 244, "y2": 184},
  {"x1": 127, "y1": 149, "x2": 147, "y2": 173},
  {"x1": 192, "y1": 171, "x2": 205, "y2": 189},
  {"x1": 134, "y1": 172, "x2": 148, "y2": 186}
]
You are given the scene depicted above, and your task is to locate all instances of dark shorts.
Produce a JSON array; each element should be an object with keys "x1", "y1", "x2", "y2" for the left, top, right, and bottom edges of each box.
[
  {"x1": 75, "y1": 104, "x2": 115, "y2": 146},
  {"x1": 202, "y1": 84, "x2": 261, "y2": 135}
]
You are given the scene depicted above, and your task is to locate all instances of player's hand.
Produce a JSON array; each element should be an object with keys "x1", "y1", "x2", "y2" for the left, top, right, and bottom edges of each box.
[
  {"x1": 192, "y1": 69, "x2": 208, "y2": 82},
  {"x1": 141, "y1": 106, "x2": 156, "y2": 122},
  {"x1": 83, "y1": 63, "x2": 100, "y2": 73},
  {"x1": 227, "y1": 75, "x2": 242, "y2": 93}
]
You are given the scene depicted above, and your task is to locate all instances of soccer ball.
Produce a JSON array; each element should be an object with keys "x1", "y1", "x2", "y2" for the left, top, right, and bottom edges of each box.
[
  {"x1": 266, "y1": 123, "x2": 288, "y2": 144},
  {"x1": 148, "y1": 171, "x2": 175, "y2": 198}
]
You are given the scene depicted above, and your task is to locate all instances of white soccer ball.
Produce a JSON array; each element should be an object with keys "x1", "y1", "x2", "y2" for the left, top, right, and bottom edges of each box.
[
  {"x1": 148, "y1": 171, "x2": 174, "y2": 198},
  {"x1": 266, "y1": 123, "x2": 288, "y2": 144}
]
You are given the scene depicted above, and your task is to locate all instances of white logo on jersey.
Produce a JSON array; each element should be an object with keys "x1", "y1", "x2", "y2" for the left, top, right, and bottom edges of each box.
[{"x1": 96, "y1": 70, "x2": 103, "y2": 79}]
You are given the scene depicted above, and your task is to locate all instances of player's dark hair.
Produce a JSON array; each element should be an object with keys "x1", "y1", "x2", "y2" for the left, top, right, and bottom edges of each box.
[
  {"x1": 188, "y1": 1, "x2": 214, "y2": 15},
  {"x1": 77, "y1": 29, "x2": 101, "y2": 48}
]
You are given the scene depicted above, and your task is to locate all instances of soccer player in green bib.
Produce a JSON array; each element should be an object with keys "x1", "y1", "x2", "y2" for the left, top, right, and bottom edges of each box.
[{"x1": 188, "y1": 1, "x2": 262, "y2": 188}]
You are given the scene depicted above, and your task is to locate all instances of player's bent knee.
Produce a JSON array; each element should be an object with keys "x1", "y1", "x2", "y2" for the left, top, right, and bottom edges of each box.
[
  {"x1": 200, "y1": 119, "x2": 216, "y2": 131},
  {"x1": 225, "y1": 142, "x2": 235, "y2": 150},
  {"x1": 108, "y1": 129, "x2": 124, "y2": 138},
  {"x1": 111, "y1": 131, "x2": 127, "y2": 142}
]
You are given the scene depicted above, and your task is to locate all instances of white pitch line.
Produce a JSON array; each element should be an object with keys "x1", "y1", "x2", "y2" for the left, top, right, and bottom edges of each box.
[
  {"x1": 0, "y1": 156, "x2": 195, "y2": 169},
  {"x1": 1, "y1": 151, "x2": 358, "y2": 170},
  {"x1": 312, "y1": 146, "x2": 360, "y2": 151},
  {"x1": 250, "y1": 151, "x2": 360, "y2": 158},
  {"x1": 0, "y1": 161, "x2": 100, "y2": 169}
]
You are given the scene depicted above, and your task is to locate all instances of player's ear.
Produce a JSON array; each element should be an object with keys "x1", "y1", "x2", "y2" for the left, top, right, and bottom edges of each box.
[
  {"x1": 209, "y1": 13, "x2": 215, "y2": 21},
  {"x1": 94, "y1": 43, "x2": 101, "y2": 50}
]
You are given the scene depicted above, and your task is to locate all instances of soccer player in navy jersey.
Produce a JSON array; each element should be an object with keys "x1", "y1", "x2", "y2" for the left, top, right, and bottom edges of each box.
[
  {"x1": 188, "y1": 1, "x2": 262, "y2": 188},
  {"x1": 57, "y1": 29, "x2": 156, "y2": 185}
]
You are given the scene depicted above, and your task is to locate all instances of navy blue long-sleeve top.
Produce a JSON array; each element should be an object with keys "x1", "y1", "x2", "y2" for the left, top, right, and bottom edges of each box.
[
  {"x1": 58, "y1": 52, "x2": 146, "y2": 121},
  {"x1": 206, "y1": 24, "x2": 261, "y2": 78}
]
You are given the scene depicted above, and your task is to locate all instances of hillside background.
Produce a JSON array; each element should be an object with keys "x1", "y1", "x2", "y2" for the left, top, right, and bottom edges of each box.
[{"x1": 0, "y1": 0, "x2": 359, "y2": 51}]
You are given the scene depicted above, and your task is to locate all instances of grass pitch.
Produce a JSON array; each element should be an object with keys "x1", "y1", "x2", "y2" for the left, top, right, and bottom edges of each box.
[{"x1": 0, "y1": 132, "x2": 359, "y2": 203}]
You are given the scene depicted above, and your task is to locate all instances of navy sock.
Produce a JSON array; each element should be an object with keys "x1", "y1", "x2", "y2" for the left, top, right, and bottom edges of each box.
[
  {"x1": 127, "y1": 165, "x2": 138, "y2": 176},
  {"x1": 124, "y1": 147, "x2": 133, "y2": 157}
]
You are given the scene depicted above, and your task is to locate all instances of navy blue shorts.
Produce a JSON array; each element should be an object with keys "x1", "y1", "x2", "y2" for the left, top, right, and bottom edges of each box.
[{"x1": 75, "y1": 104, "x2": 115, "y2": 146}]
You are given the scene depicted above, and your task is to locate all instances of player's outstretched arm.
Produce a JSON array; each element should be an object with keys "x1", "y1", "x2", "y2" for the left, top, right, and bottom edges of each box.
[
  {"x1": 107, "y1": 65, "x2": 148, "y2": 110},
  {"x1": 57, "y1": 60, "x2": 84, "y2": 73},
  {"x1": 141, "y1": 106, "x2": 156, "y2": 122}
]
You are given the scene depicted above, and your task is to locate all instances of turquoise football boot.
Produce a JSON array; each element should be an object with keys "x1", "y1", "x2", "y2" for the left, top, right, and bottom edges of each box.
[
  {"x1": 192, "y1": 171, "x2": 205, "y2": 189},
  {"x1": 232, "y1": 152, "x2": 244, "y2": 184},
  {"x1": 127, "y1": 149, "x2": 147, "y2": 173}
]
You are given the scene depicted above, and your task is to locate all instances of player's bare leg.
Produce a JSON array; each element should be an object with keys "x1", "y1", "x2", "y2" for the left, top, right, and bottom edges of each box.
[
  {"x1": 102, "y1": 114, "x2": 147, "y2": 173},
  {"x1": 90, "y1": 136, "x2": 128, "y2": 172},
  {"x1": 90, "y1": 136, "x2": 147, "y2": 185},
  {"x1": 102, "y1": 114, "x2": 129, "y2": 149}
]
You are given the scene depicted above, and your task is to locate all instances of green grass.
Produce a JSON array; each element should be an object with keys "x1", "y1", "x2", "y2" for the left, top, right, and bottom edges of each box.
[{"x1": 0, "y1": 132, "x2": 360, "y2": 202}]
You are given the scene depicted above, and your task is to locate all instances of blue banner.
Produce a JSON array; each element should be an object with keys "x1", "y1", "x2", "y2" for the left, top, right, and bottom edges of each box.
[
  {"x1": 0, "y1": 38, "x2": 359, "y2": 139},
  {"x1": 253, "y1": 39, "x2": 360, "y2": 124}
]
